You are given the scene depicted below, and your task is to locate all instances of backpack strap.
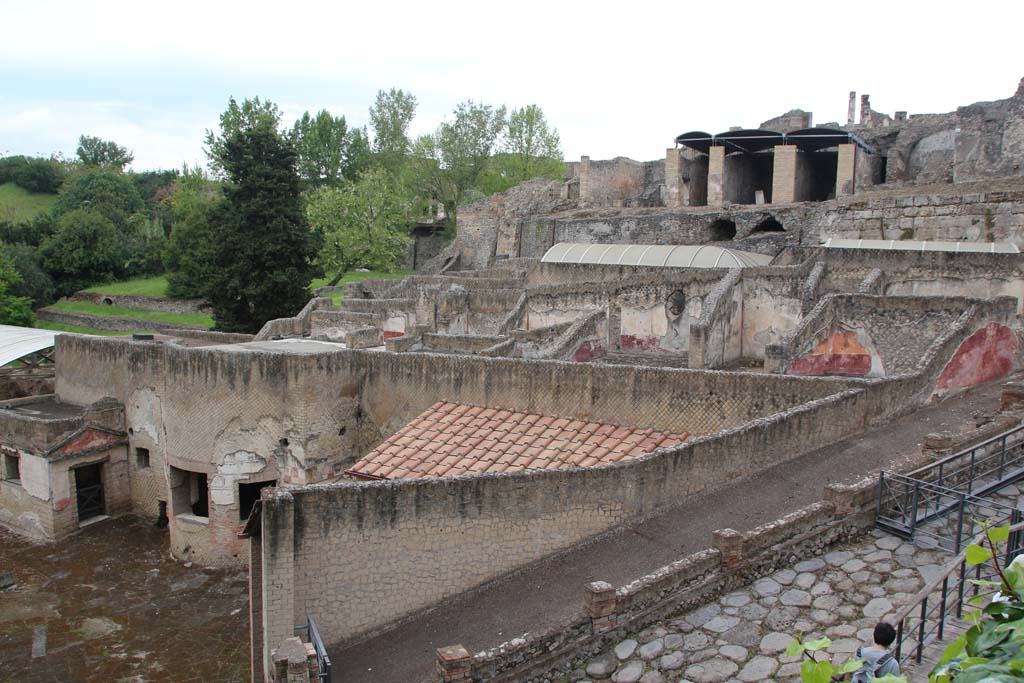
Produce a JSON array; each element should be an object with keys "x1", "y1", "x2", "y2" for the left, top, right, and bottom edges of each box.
[{"x1": 872, "y1": 652, "x2": 894, "y2": 674}]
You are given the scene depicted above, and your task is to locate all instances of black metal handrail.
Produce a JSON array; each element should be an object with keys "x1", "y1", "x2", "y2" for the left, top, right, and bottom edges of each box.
[
  {"x1": 294, "y1": 614, "x2": 332, "y2": 683},
  {"x1": 890, "y1": 517, "x2": 1024, "y2": 667},
  {"x1": 876, "y1": 423, "x2": 1024, "y2": 550}
]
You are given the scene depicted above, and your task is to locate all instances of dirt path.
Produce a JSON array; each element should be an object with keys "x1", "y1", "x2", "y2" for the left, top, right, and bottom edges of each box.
[{"x1": 328, "y1": 379, "x2": 1007, "y2": 683}]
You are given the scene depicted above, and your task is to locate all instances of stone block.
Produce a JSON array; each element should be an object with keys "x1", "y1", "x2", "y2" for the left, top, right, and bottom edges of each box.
[
  {"x1": 437, "y1": 644, "x2": 472, "y2": 681},
  {"x1": 712, "y1": 528, "x2": 744, "y2": 568}
]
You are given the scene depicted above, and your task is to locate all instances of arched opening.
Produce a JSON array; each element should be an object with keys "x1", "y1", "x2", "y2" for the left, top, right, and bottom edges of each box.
[
  {"x1": 751, "y1": 216, "x2": 785, "y2": 234},
  {"x1": 709, "y1": 219, "x2": 737, "y2": 241},
  {"x1": 101, "y1": 297, "x2": 113, "y2": 306}
]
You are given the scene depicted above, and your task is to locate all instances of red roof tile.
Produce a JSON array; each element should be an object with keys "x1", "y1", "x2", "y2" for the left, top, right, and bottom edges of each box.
[{"x1": 345, "y1": 402, "x2": 690, "y2": 481}]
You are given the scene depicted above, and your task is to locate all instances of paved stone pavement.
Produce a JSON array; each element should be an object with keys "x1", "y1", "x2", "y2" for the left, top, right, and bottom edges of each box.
[
  {"x1": 0, "y1": 517, "x2": 249, "y2": 683},
  {"x1": 570, "y1": 530, "x2": 953, "y2": 683}
]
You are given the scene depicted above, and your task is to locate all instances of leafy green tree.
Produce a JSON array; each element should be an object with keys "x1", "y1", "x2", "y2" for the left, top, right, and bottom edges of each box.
[
  {"x1": 369, "y1": 88, "x2": 417, "y2": 172},
  {"x1": 54, "y1": 169, "x2": 144, "y2": 227},
  {"x1": 76, "y1": 135, "x2": 134, "y2": 170},
  {"x1": 0, "y1": 244, "x2": 35, "y2": 327},
  {"x1": 503, "y1": 105, "x2": 563, "y2": 179},
  {"x1": 163, "y1": 165, "x2": 220, "y2": 299},
  {"x1": 931, "y1": 522, "x2": 1024, "y2": 682},
  {"x1": 41, "y1": 208, "x2": 124, "y2": 295},
  {"x1": 410, "y1": 100, "x2": 506, "y2": 228},
  {"x1": 6, "y1": 243, "x2": 55, "y2": 308},
  {"x1": 0, "y1": 213, "x2": 55, "y2": 248},
  {"x1": 307, "y1": 168, "x2": 411, "y2": 284},
  {"x1": 124, "y1": 213, "x2": 167, "y2": 276},
  {"x1": 204, "y1": 96, "x2": 282, "y2": 177},
  {"x1": 290, "y1": 110, "x2": 370, "y2": 187},
  {"x1": 206, "y1": 126, "x2": 320, "y2": 332},
  {"x1": 0, "y1": 156, "x2": 65, "y2": 194}
]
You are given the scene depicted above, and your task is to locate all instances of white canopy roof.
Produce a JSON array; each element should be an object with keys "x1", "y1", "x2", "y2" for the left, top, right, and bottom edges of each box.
[
  {"x1": 822, "y1": 238, "x2": 1020, "y2": 254},
  {"x1": 0, "y1": 325, "x2": 57, "y2": 368},
  {"x1": 541, "y1": 243, "x2": 773, "y2": 269}
]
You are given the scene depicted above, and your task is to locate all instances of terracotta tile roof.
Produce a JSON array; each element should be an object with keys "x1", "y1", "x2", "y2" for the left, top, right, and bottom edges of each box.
[{"x1": 346, "y1": 401, "x2": 690, "y2": 480}]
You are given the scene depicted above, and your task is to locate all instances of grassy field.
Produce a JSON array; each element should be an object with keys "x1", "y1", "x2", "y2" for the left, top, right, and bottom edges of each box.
[
  {"x1": 48, "y1": 300, "x2": 214, "y2": 328},
  {"x1": 312, "y1": 270, "x2": 413, "y2": 304},
  {"x1": 34, "y1": 321, "x2": 151, "y2": 336},
  {"x1": 0, "y1": 183, "x2": 58, "y2": 222},
  {"x1": 84, "y1": 275, "x2": 169, "y2": 297}
]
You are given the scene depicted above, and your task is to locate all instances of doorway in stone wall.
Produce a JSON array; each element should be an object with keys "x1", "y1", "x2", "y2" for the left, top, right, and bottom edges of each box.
[{"x1": 75, "y1": 463, "x2": 106, "y2": 522}]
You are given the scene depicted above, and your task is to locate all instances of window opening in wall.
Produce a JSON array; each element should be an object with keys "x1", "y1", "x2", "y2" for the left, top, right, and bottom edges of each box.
[
  {"x1": 239, "y1": 480, "x2": 277, "y2": 520},
  {"x1": 751, "y1": 216, "x2": 785, "y2": 234},
  {"x1": 135, "y1": 447, "x2": 150, "y2": 469},
  {"x1": 3, "y1": 451, "x2": 20, "y2": 482},
  {"x1": 879, "y1": 156, "x2": 888, "y2": 184},
  {"x1": 170, "y1": 466, "x2": 209, "y2": 518},
  {"x1": 709, "y1": 219, "x2": 737, "y2": 241}
]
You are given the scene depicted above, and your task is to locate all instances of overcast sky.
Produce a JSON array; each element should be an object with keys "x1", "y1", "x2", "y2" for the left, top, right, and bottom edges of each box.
[{"x1": 2, "y1": 0, "x2": 1022, "y2": 171}]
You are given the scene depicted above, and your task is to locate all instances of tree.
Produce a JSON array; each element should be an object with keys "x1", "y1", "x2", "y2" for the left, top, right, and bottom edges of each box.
[
  {"x1": 76, "y1": 135, "x2": 134, "y2": 170},
  {"x1": 290, "y1": 110, "x2": 371, "y2": 188},
  {"x1": 205, "y1": 126, "x2": 320, "y2": 332},
  {"x1": 307, "y1": 168, "x2": 411, "y2": 284},
  {"x1": 204, "y1": 96, "x2": 282, "y2": 177},
  {"x1": 410, "y1": 100, "x2": 506, "y2": 228},
  {"x1": 0, "y1": 244, "x2": 35, "y2": 327},
  {"x1": 503, "y1": 105, "x2": 562, "y2": 178},
  {"x1": 6, "y1": 243, "x2": 55, "y2": 308},
  {"x1": 369, "y1": 88, "x2": 417, "y2": 172},
  {"x1": 163, "y1": 166, "x2": 220, "y2": 299},
  {"x1": 41, "y1": 208, "x2": 124, "y2": 295},
  {"x1": 0, "y1": 155, "x2": 65, "y2": 194},
  {"x1": 54, "y1": 169, "x2": 144, "y2": 227}
]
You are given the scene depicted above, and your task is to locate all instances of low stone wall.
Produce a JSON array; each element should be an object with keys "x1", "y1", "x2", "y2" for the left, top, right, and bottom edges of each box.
[
  {"x1": 260, "y1": 384, "x2": 883, "y2": 653},
  {"x1": 422, "y1": 333, "x2": 507, "y2": 354},
  {"x1": 689, "y1": 269, "x2": 742, "y2": 368},
  {"x1": 164, "y1": 329, "x2": 254, "y2": 344},
  {"x1": 36, "y1": 308, "x2": 207, "y2": 333},
  {"x1": 69, "y1": 291, "x2": 208, "y2": 314},
  {"x1": 253, "y1": 298, "x2": 332, "y2": 341}
]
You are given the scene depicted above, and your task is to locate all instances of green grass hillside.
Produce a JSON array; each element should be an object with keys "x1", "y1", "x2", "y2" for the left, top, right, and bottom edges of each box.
[
  {"x1": 84, "y1": 275, "x2": 170, "y2": 297},
  {"x1": 34, "y1": 321, "x2": 154, "y2": 336},
  {"x1": 48, "y1": 300, "x2": 214, "y2": 328},
  {"x1": 0, "y1": 183, "x2": 57, "y2": 222}
]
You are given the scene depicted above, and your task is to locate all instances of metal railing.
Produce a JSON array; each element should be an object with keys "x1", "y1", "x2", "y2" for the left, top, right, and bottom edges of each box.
[
  {"x1": 294, "y1": 615, "x2": 332, "y2": 683},
  {"x1": 876, "y1": 423, "x2": 1024, "y2": 551},
  {"x1": 890, "y1": 517, "x2": 1024, "y2": 668}
]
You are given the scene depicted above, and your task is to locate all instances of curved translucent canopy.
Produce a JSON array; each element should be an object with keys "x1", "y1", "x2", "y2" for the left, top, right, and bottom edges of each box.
[
  {"x1": 541, "y1": 243, "x2": 773, "y2": 268},
  {"x1": 822, "y1": 238, "x2": 1021, "y2": 254},
  {"x1": 0, "y1": 324, "x2": 56, "y2": 367}
]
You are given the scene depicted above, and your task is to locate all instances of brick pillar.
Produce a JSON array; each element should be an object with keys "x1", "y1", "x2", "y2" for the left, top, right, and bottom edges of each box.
[
  {"x1": 847, "y1": 91, "x2": 856, "y2": 125},
  {"x1": 665, "y1": 148, "x2": 682, "y2": 208},
  {"x1": 271, "y1": 637, "x2": 319, "y2": 683},
  {"x1": 836, "y1": 143, "x2": 857, "y2": 197},
  {"x1": 585, "y1": 581, "x2": 618, "y2": 633},
  {"x1": 712, "y1": 528, "x2": 745, "y2": 569},
  {"x1": 607, "y1": 303, "x2": 622, "y2": 351},
  {"x1": 250, "y1": 534, "x2": 265, "y2": 683},
  {"x1": 707, "y1": 146, "x2": 725, "y2": 207},
  {"x1": 262, "y1": 492, "x2": 296, "y2": 680},
  {"x1": 771, "y1": 145, "x2": 797, "y2": 204},
  {"x1": 579, "y1": 156, "x2": 592, "y2": 204},
  {"x1": 437, "y1": 645, "x2": 472, "y2": 682}
]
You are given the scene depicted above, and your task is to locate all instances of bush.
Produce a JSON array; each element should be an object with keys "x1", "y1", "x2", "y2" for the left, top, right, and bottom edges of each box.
[
  {"x1": 6, "y1": 243, "x2": 55, "y2": 308},
  {"x1": 0, "y1": 156, "x2": 64, "y2": 194}
]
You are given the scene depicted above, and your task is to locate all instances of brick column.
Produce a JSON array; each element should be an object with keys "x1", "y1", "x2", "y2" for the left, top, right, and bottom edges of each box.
[
  {"x1": 579, "y1": 156, "x2": 592, "y2": 204},
  {"x1": 607, "y1": 303, "x2": 622, "y2": 351},
  {"x1": 270, "y1": 637, "x2": 319, "y2": 683},
  {"x1": 262, "y1": 492, "x2": 296, "y2": 680},
  {"x1": 665, "y1": 148, "x2": 682, "y2": 208},
  {"x1": 707, "y1": 146, "x2": 725, "y2": 207},
  {"x1": 771, "y1": 145, "x2": 798, "y2": 204},
  {"x1": 836, "y1": 144, "x2": 857, "y2": 196},
  {"x1": 437, "y1": 645, "x2": 472, "y2": 682},
  {"x1": 585, "y1": 581, "x2": 618, "y2": 633},
  {"x1": 712, "y1": 528, "x2": 745, "y2": 569},
  {"x1": 250, "y1": 534, "x2": 265, "y2": 683}
]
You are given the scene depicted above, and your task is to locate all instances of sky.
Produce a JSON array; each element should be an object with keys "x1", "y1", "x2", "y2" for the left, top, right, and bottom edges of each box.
[{"x1": 1, "y1": 0, "x2": 1022, "y2": 172}]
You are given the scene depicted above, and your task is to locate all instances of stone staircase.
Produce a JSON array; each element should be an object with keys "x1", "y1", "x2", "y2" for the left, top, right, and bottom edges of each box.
[{"x1": 599, "y1": 350, "x2": 690, "y2": 369}]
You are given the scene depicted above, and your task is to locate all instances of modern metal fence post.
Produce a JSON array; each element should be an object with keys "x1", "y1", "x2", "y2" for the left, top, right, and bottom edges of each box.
[
  {"x1": 917, "y1": 598, "x2": 927, "y2": 663},
  {"x1": 938, "y1": 577, "x2": 949, "y2": 640},
  {"x1": 909, "y1": 480, "x2": 921, "y2": 537}
]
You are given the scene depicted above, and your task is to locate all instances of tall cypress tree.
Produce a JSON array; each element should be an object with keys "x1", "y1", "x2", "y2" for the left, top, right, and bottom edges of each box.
[{"x1": 207, "y1": 126, "x2": 321, "y2": 333}]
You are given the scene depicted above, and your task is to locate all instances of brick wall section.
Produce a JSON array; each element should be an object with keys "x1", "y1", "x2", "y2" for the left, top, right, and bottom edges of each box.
[
  {"x1": 771, "y1": 145, "x2": 797, "y2": 204},
  {"x1": 265, "y1": 384, "x2": 895, "y2": 650},
  {"x1": 250, "y1": 532, "x2": 265, "y2": 683},
  {"x1": 69, "y1": 291, "x2": 208, "y2": 314},
  {"x1": 836, "y1": 143, "x2": 857, "y2": 196},
  {"x1": 35, "y1": 308, "x2": 206, "y2": 333}
]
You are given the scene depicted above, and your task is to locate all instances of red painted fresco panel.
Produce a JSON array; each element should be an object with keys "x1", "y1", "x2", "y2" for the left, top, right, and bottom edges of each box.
[
  {"x1": 619, "y1": 335, "x2": 661, "y2": 352},
  {"x1": 935, "y1": 323, "x2": 1017, "y2": 393},
  {"x1": 786, "y1": 328, "x2": 873, "y2": 377}
]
